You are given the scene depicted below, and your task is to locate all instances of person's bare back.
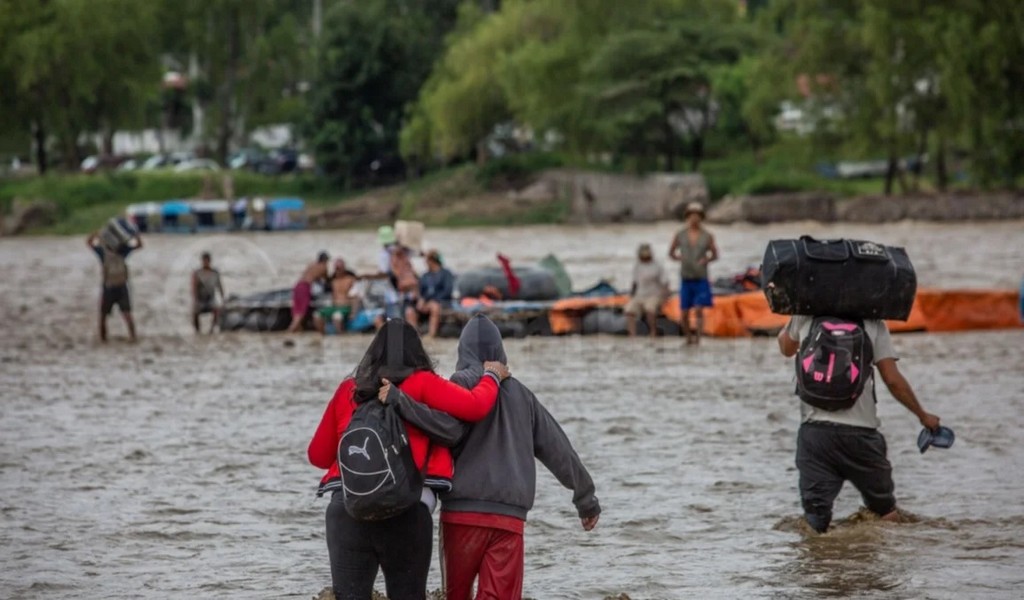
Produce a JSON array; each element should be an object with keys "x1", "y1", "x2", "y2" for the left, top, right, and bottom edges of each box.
[{"x1": 300, "y1": 261, "x2": 329, "y2": 284}]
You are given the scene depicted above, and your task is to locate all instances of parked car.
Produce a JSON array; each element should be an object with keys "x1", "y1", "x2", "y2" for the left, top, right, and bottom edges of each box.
[
  {"x1": 81, "y1": 154, "x2": 129, "y2": 173},
  {"x1": 254, "y1": 148, "x2": 298, "y2": 175},
  {"x1": 174, "y1": 158, "x2": 221, "y2": 173},
  {"x1": 141, "y1": 152, "x2": 196, "y2": 171},
  {"x1": 117, "y1": 158, "x2": 140, "y2": 172},
  {"x1": 80, "y1": 155, "x2": 101, "y2": 173},
  {"x1": 229, "y1": 148, "x2": 265, "y2": 170},
  {"x1": 141, "y1": 154, "x2": 172, "y2": 170}
]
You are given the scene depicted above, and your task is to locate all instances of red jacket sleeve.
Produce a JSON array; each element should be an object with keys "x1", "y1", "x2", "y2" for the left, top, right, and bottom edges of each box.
[
  {"x1": 402, "y1": 371, "x2": 499, "y2": 422},
  {"x1": 307, "y1": 379, "x2": 354, "y2": 469}
]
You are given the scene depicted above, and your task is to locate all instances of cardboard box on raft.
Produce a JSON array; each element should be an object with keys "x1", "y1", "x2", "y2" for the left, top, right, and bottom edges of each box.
[{"x1": 546, "y1": 289, "x2": 1023, "y2": 337}]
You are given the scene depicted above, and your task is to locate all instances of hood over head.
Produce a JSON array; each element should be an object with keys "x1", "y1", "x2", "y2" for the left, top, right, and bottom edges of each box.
[{"x1": 456, "y1": 314, "x2": 507, "y2": 370}]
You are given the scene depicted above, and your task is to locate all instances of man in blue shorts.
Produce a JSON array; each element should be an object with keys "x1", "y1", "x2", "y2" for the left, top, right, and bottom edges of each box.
[{"x1": 669, "y1": 202, "x2": 718, "y2": 345}]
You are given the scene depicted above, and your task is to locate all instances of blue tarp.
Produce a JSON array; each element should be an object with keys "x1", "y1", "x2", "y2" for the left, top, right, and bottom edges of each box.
[
  {"x1": 161, "y1": 201, "x2": 191, "y2": 216},
  {"x1": 267, "y1": 198, "x2": 305, "y2": 211}
]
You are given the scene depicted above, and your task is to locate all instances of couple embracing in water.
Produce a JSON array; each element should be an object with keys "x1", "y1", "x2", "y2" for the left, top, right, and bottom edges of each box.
[{"x1": 308, "y1": 315, "x2": 601, "y2": 600}]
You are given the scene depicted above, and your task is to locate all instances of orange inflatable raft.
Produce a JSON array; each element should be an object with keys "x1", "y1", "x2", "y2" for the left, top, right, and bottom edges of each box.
[{"x1": 547, "y1": 289, "x2": 1022, "y2": 337}]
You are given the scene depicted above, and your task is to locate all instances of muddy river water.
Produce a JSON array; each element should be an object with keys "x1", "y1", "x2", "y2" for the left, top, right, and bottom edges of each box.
[{"x1": 1, "y1": 221, "x2": 1023, "y2": 599}]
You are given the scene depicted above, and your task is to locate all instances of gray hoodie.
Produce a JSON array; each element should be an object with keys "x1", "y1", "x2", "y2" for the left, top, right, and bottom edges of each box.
[{"x1": 440, "y1": 315, "x2": 601, "y2": 521}]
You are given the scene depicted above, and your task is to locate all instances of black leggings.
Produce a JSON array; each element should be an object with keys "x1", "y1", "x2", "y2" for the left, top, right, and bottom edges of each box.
[{"x1": 326, "y1": 492, "x2": 433, "y2": 600}]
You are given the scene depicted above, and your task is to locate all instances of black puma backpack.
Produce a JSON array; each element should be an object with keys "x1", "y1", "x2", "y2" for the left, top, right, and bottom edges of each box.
[
  {"x1": 795, "y1": 316, "x2": 874, "y2": 411},
  {"x1": 338, "y1": 400, "x2": 424, "y2": 521}
]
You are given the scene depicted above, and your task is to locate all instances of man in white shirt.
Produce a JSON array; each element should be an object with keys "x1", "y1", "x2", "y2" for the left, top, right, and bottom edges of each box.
[
  {"x1": 624, "y1": 243, "x2": 667, "y2": 338},
  {"x1": 778, "y1": 316, "x2": 941, "y2": 533}
]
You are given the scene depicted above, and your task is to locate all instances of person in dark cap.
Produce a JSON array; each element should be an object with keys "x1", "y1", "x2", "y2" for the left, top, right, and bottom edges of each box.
[
  {"x1": 669, "y1": 202, "x2": 718, "y2": 345},
  {"x1": 286, "y1": 251, "x2": 330, "y2": 333}
]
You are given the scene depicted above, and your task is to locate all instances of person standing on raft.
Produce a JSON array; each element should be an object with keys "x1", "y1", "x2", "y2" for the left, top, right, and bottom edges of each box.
[
  {"x1": 286, "y1": 251, "x2": 330, "y2": 333},
  {"x1": 669, "y1": 202, "x2": 718, "y2": 345}
]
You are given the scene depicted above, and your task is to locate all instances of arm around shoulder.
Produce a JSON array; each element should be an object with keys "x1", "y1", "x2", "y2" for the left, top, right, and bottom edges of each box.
[
  {"x1": 388, "y1": 387, "x2": 468, "y2": 447},
  {"x1": 409, "y1": 371, "x2": 499, "y2": 422}
]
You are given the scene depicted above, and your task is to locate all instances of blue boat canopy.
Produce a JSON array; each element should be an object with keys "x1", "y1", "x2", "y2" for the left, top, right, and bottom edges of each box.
[
  {"x1": 161, "y1": 201, "x2": 192, "y2": 216},
  {"x1": 267, "y1": 197, "x2": 305, "y2": 211}
]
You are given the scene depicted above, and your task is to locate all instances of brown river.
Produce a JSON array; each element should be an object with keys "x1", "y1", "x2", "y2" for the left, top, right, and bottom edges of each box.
[{"x1": 1, "y1": 221, "x2": 1023, "y2": 599}]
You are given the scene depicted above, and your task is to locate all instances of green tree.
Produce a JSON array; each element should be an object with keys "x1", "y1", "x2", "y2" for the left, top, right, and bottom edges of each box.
[
  {"x1": 0, "y1": 0, "x2": 160, "y2": 171},
  {"x1": 400, "y1": 1, "x2": 524, "y2": 164},
  {"x1": 764, "y1": 0, "x2": 1024, "y2": 192},
  {"x1": 579, "y1": 17, "x2": 747, "y2": 170},
  {"x1": 308, "y1": 0, "x2": 460, "y2": 184},
  {"x1": 405, "y1": 0, "x2": 751, "y2": 170}
]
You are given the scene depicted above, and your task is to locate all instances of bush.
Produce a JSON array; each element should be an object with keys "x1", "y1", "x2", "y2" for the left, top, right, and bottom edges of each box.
[
  {"x1": 475, "y1": 152, "x2": 564, "y2": 190},
  {"x1": 735, "y1": 171, "x2": 824, "y2": 195}
]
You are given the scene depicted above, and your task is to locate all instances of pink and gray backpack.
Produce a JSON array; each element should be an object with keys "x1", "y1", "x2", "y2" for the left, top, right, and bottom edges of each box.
[{"x1": 795, "y1": 317, "x2": 874, "y2": 411}]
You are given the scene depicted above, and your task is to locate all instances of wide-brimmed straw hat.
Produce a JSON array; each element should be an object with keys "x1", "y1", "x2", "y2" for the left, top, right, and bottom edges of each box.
[{"x1": 684, "y1": 202, "x2": 705, "y2": 218}]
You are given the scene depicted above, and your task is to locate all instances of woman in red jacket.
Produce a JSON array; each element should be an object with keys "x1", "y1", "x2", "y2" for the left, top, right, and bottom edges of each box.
[{"x1": 308, "y1": 319, "x2": 509, "y2": 600}]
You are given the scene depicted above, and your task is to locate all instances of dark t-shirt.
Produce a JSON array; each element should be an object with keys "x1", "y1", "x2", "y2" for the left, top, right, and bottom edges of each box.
[{"x1": 419, "y1": 268, "x2": 455, "y2": 302}]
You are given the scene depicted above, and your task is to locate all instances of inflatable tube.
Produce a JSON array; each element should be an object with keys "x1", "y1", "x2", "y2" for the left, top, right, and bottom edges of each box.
[
  {"x1": 582, "y1": 309, "x2": 630, "y2": 335},
  {"x1": 263, "y1": 309, "x2": 291, "y2": 331},
  {"x1": 496, "y1": 320, "x2": 527, "y2": 339},
  {"x1": 221, "y1": 311, "x2": 246, "y2": 332},
  {"x1": 456, "y1": 267, "x2": 560, "y2": 301},
  {"x1": 523, "y1": 315, "x2": 554, "y2": 337},
  {"x1": 243, "y1": 311, "x2": 263, "y2": 332},
  {"x1": 580, "y1": 309, "x2": 682, "y2": 336}
]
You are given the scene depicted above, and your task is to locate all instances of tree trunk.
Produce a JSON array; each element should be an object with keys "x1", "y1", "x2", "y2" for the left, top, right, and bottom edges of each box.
[
  {"x1": 690, "y1": 136, "x2": 704, "y2": 171},
  {"x1": 33, "y1": 120, "x2": 48, "y2": 175},
  {"x1": 663, "y1": 118, "x2": 676, "y2": 172},
  {"x1": 936, "y1": 134, "x2": 948, "y2": 191},
  {"x1": 884, "y1": 155, "x2": 898, "y2": 196},
  {"x1": 217, "y1": 9, "x2": 239, "y2": 165},
  {"x1": 912, "y1": 130, "x2": 928, "y2": 192},
  {"x1": 102, "y1": 125, "x2": 115, "y2": 157}
]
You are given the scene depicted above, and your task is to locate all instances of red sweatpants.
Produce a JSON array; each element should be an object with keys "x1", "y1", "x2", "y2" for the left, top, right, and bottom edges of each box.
[{"x1": 442, "y1": 521, "x2": 524, "y2": 600}]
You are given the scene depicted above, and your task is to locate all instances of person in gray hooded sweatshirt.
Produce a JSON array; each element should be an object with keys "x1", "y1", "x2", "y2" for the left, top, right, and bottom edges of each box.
[{"x1": 394, "y1": 314, "x2": 600, "y2": 600}]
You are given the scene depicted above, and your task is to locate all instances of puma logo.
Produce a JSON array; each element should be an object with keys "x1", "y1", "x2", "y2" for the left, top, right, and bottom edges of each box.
[{"x1": 348, "y1": 437, "x2": 371, "y2": 461}]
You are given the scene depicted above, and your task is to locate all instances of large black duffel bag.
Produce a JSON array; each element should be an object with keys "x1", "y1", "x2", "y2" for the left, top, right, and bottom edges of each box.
[{"x1": 762, "y1": 236, "x2": 917, "y2": 320}]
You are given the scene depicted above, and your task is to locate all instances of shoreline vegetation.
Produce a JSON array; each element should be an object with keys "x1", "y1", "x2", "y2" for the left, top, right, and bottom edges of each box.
[{"x1": 2, "y1": 147, "x2": 1022, "y2": 236}]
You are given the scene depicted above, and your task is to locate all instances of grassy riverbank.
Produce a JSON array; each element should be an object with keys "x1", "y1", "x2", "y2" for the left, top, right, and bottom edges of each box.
[{"x1": 2, "y1": 143, "x2": 918, "y2": 236}]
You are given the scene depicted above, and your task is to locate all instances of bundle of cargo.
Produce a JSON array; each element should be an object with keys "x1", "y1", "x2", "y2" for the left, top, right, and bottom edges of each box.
[
  {"x1": 99, "y1": 217, "x2": 140, "y2": 252},
  {"x1": 761, "y1": 236, "x2": 917, "y2": 320}
]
